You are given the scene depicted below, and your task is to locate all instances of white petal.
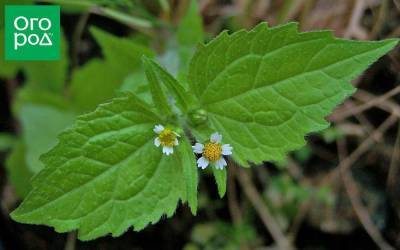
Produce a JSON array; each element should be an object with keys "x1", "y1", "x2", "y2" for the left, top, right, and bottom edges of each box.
[
  {"x1": 153, "y1": 124, "x2": 164, "y2": 134},
  {"x1": 197, "y1": 156, "x2": 209, "y2": 169},
  {"x1": 174, "y1": 138, "x2": 179, "y2": 146},
  {"x1": 192, "y1": 143, "x2": 204, "y2": 154},
  {"x1": 174, "y1": 132, "x2": 181, "y2": 137},
  {"x1": 215, "y1": 158, "x2": 227, "y2": 170},
  {"x1": 222, "y1": 144, "x2": 233, "y2": 155},
  {"x1": 154, "y1": 137, "x2": 161, "y2": 147},
  {"x1": 162, "y1": 146, "x2": 174, "y2": 155},
  {"x1": 210, "y1": 132, "x2": 222, "y2": 143}
]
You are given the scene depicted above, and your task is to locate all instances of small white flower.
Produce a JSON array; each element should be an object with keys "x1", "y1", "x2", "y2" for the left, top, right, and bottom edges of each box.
[
  {"x1": 153, "y1": 124, "x2": 179, "y2": 155},
  {"x1": 197, "y1": 156, "x2": 209, "y2": 169},
  {"x1": 210, "y1": 132, "x2": 222, "y2": 143},
  {"x1": 192, "y1": 132, "x2": 232, "y2": 170},
  {"x1": 153, "y1": 124, "x2": 165, "y2": 134},
  {"x1": 192, "y1": 143, "x2": 204, "y2": 154}
]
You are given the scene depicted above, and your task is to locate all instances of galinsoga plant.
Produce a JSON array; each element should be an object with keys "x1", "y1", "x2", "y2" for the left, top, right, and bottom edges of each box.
[{"x1": 11, "y1": 22, "x2": 399, "y2": 240}]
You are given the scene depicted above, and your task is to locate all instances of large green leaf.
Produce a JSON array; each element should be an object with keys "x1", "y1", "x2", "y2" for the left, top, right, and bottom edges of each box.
[
  {"x1": 11, "y1": 93, "x2": 185, "y2": 240},
  {"x1": 69, "y1": 28, "x2": 154, "y2": 111},
  {"x1": 20, "y1": 104, "x2": 76, "y2": 173},
  {"x1": 69, "y1": 59, "x2": 126, "y2": 111},
  {"x1": 5, "y1": 142, "x2": 33, "y2": 198},
  {"x1": 90, "y1": 27, "x2": 154, "y2": 77},
  {"x1": 188, "y1": 22, "x2": 398, "y2": 166}
]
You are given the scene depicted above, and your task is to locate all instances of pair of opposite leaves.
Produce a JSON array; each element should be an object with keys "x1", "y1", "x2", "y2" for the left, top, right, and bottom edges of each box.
[{"x1": 11, "y1": 22, "x2": 399, "y2": 240}]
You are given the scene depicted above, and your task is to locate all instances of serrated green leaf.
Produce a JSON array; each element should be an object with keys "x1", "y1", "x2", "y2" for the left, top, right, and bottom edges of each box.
[
  {"x1": 70, "y1": 28, "x2": 155, "y2": 112},
  {"x1": 19, "y1": 104, "x2": 76, "y2": 173},
  {"x1": 189, "y1": 22, "x2": 398, "y2": 166},
  {"x1": 5, "y1": 142, "x2": 33, "y2": 198},
  {"x1": 142, "y1": 56, "x2": 172, "y2": 116},
  {"x1": 90, "y1": 27, "x2": 154, "y2": 77},
  {"x1": 69, "y1": 59, "x2": 126, "y2": 111},
  {"x1": 212, "y1": 167, "x2": 227, "y2": 198},
  {"x1": 179, "y1": 137, "x2": 198, "y2": 214},
  {"x1": 11, "y1": 93, "x2": 185, "y2": 240}
]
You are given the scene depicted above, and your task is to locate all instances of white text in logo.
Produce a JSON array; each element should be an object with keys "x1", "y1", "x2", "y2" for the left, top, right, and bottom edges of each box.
[{"x1": 13, "y1": 16, "x2": 53, "y2": 50}]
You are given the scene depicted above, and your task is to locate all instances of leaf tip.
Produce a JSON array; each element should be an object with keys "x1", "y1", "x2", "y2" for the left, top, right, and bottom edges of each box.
[
  {"x1": 382, "y1": 38, "x2": 399, "y2": 49},
  {"x1": 88, "y1": 25, "x2": 103, "y2": 38},
  {"x1": 9, "y1": 207, "x2": 25, "y2": 223},
  {"x1": 251, "y1": 21, "x2": 269, "y2": 31},
  {"x1": 141, "y1": 54, "x2": 152, "y2": 63},
  {"x1": 189, "y1": 204, "x2": 198, "y2": 215}
]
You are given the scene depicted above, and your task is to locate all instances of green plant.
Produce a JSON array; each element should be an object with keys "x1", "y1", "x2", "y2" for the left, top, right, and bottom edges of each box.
[{"x1": 8, "y1": 20, "x2": 398, "y2": 241}]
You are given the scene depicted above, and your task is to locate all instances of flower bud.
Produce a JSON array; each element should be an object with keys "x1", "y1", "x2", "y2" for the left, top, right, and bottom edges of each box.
[{"x1": 188, "y1": 109, "x2": 208, "y2": 125}]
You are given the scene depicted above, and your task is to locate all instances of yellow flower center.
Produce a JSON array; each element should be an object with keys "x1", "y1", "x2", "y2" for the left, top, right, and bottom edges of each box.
[
  {"x1": 158, "y1": 129, "x2": 176, "y2": 147},
  {"x1": 203, "y1": 142, "x2": 222, "y2": 162}
]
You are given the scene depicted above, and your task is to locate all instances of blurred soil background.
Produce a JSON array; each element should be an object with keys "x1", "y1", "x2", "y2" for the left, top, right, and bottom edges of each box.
[{"x1": 1, "y1": 0, "x2": 400, "y2": 249}]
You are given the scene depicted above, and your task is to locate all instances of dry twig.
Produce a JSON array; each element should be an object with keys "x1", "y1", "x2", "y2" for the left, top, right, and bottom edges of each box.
[
  {"x1": 328, "y1": 115, "x2": 398, "y2": 182},
  {"x1": 330, "y1": 85, "x2": 400, "y2": 121},
  {"x1": 64, "y1": 231, "x2": 77, "y2": 250},
  {"x1": 387, "y1": 121, "x2": 400, "y2": 190},
  {"x1": 343, "y1": 0, "x2": 368, "y2": 39},
  {"x1": 227, "y1": 166, "x2": 243, "y2": 225},
  {"x1": 393, "y1": 0, "x2": 400, "y2": 10},
  {"x1": 353, "y1": 89, "x2": 400, "y2": 117},
  {"x1": 236, "y1": 167, "x2": 294, "y2": 250},
  {"x1": 337, "y1": 139, "x2": 395, "y2": 250},
  {"x1": 370, "y1": 0, "x2": 388, "y2": 38},
  {"x1": 71, "y1": 12, "x2": 90, "y2": 71}
]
